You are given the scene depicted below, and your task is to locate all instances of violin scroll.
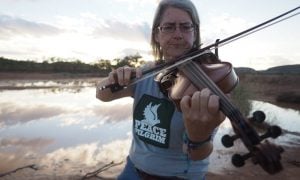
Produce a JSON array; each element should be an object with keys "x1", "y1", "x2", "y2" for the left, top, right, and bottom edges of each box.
[
  {"x1": 231, "y1": 141, "x2": 284, "y2": 174},
  {"x1": 222, "y1": 110, "x2": 284, "y2": 174}
]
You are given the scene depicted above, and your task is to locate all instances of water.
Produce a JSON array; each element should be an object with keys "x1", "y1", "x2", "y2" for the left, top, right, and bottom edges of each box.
[{"x1": 0, "y1": 79, "x2": 299, "y2": 176}]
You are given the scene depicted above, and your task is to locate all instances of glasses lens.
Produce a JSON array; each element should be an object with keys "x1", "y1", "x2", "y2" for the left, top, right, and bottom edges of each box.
[
  {"x1": 158, "y1": 23, "x2": 194, "y2": 33},
  {"x1": 160, "y1": 25, "x2": 175, "y2": 33},
  {"x1": 180, "y1": 24, "x2": 194, "y2": 32}
]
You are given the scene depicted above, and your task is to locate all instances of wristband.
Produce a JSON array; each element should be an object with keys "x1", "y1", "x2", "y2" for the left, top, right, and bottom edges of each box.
[{"x1": 183, "y1": 133, "x2": 211, "y2": 150}]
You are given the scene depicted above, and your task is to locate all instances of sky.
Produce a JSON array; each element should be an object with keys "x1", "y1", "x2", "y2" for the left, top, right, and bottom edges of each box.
[{"x1": 0, "y1": 0, "x2": 299, "y2": 70}]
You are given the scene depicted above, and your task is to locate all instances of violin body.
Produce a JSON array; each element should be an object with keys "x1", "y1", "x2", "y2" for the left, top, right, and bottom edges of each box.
[
  {"x1": 170, "y1": 62, "x2": 238, "y2": 100},
  {"x1": 157, "y1": 51, "x2": 238, "y2": 98}
]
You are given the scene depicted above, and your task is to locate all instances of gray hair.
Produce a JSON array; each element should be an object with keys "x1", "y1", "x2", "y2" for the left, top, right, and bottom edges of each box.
[{"x1": 150, "y1": 0, "x2": 201, "y2": 60}]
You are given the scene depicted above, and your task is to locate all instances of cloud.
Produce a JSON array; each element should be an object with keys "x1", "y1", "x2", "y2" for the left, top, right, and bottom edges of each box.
[
  {"x1": 92, "y1": 103, "x2": 132, "y2": 123},
  {"x1": 248, "y1": 55, "x2": 300, "y2": 70},
  {"x1": 0, "y1": 102, "x2": 69, "y2": 127},
  {"x1": 28, "y1": 139, "x2": 131, "y2": 176},
  {"x1": 0, "y1": 136, "x2": 54, "y2": 173},
  {"x1": 0, "y1": 14, "x2": 63, "y2": 39},
  {"x1": 3, "y1": 0, "x2": 40, "y2": 2},
  {"x1": 59, "y1": 118, "x2": 84, "y2": 127},
  {"x1": 119, "y1": 48, "x2": 152, "y2": 59},
  {"x1": 53, "y1": 13, "x2": 151, "y2": 43},
  {"x1": 0, "y1": 137, "x2": 54, "y2": 149},
  {"x1": 114, "y1": 0, "x2": 160, "y2": 6},
  {"x1": 201, "y1": 13, "x2": 253, "y2": 44},
  {"x1": 92, "y1": 19, "x2": 151, "y2": 42},
  {"x1": 42, "y1": 140, "x2": 130, "y2": 167},
  {"x1": 0, "y1": 12, "x2": 152, "y2": 61}
]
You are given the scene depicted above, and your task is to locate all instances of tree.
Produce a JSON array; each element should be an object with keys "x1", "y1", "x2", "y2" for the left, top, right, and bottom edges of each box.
[{"x1": 96, "y1": 59, "x2": 112, "y2": 70}]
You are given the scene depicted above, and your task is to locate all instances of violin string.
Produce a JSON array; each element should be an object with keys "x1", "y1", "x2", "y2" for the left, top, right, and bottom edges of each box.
[{"x1": 180, "y1": 62, "x2": 245, "y2": 126}]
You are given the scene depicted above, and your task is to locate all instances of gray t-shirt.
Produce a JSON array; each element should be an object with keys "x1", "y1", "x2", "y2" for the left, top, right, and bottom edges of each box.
[{"x1": 129, "y1": 75, "x2": 209, "y2": 179}]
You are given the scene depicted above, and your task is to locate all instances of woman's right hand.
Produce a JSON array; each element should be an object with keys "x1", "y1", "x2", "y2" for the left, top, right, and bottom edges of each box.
[
  {"x1": 96, "y1": 65, "x2": 142, "y2": 102},
  {"x1": 108, "y1": 65, "x2": 142, "y2": 87}
]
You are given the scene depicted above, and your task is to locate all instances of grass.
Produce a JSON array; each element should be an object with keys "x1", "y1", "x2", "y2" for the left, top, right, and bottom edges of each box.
[{"x1": 230, "y1": 84, "x2": 252, "y2": 116}]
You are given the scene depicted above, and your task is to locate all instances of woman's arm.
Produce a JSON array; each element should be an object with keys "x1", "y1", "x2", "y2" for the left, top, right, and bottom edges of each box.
[
  {"x1": 96, "y1": 66, "x2": 142, "y2": 102},
  {"x1": 183, "y1": 140, "x2": 213, "y2": 160},
  {"x1": 96, "y1": 78, "x2": 133, "y2": 102}
]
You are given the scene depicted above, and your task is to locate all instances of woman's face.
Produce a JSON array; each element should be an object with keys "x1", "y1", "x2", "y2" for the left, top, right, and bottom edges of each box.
[{"x1": 155, "y1": 7, "x2": 196, "y2": 61}]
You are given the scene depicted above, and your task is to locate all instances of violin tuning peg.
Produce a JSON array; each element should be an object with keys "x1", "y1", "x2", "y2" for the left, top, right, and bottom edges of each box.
[
  {"x1": 260, "y1": 125, "x2": 282, "y2": 140},
  {"x1": 221, "y1": 134, "x2": 239, "y2": 148},
  {"x1": 232, "y1": 153, "x2": 252, "y2": 167},
  {"x1": 249, "y1": 110, "x2": 266, "y2": 123}
]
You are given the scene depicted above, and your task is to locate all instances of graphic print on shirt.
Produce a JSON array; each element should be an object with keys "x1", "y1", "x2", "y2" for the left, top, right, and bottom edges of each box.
[{"x1": 134, "y1": 94, "x2": 175, "y2": 148}]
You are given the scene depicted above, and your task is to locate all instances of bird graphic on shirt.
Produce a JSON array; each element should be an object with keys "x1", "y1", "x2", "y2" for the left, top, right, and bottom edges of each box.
[{"x1": 141, "y1": 102, "x2": 161, "y2": 126}]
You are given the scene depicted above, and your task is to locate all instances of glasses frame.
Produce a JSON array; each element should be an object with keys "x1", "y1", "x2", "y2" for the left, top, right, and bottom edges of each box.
[{"x1": 157, "y1": 23, "x2": 195, "y2": 34}]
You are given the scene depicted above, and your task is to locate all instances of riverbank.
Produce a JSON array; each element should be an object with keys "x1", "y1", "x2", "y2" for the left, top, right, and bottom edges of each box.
[
  {"x1": 238, "y1": 73, "x2": 300, "y2": 111},
  {"x1": 1, "y1": 145, "x2": 299, "y2": 180},
  {"x1": 206, "y1": 145, "x2": 300, "y2": 180}
]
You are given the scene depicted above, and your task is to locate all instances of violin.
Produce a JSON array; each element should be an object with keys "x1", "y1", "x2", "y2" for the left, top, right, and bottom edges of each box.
[
  {"x1": 98, "y1": 5, "x2": 300, "y2": 174},
  {"x1": 158, "y1": 50, "x2": 284, "y2": 174}
]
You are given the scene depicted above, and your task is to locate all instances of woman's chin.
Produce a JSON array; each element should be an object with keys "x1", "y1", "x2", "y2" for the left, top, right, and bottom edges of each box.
[
  {"x1": 165, "y1": 48, "x2": 191, "y2": 60},
  {"x1": 165, "y1": 51, "x2": 187, "y2": 61}
]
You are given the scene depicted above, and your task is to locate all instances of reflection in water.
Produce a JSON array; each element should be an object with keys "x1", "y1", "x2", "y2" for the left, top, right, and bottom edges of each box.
[
  {"x1": 0, "y1": 81, "x2": 299, "y2": 177},
  {"x1": 38, "y1": 139, "x2": 131, "y2": 177},
  {"x1": 0, "y1": 137, "x2": 55, "y2": 172},
  {"x1": 251, "y1": 101, "x2": 300, "y2": 133},
  {"x1": 0, "y1": 79, "x2": 96, "y2": 89},
  {"x1": 0, "y1": 84, "x2": 133, "y2": 176},
  {"x1": 0, "y1": 102, "x2": 68, "y2": 127},
  {"x1": 0, "y1": 137, "x2": 54, "y2": 149}
]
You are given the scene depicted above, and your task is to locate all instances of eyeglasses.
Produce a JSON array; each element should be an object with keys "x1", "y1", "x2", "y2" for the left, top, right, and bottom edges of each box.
[{"x1": 157, "y1": 23, "x2": 194, "y2": 33}]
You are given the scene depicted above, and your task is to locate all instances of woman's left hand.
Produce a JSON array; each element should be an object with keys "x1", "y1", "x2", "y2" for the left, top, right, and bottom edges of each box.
[{"x1": 180, "y1": 88, "x2": 225, "y2": 141}]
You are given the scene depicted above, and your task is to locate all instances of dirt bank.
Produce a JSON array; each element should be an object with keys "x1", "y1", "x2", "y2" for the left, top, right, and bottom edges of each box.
[{"x1": 238, "y1": 73, "x2": 300, "y2": 111}]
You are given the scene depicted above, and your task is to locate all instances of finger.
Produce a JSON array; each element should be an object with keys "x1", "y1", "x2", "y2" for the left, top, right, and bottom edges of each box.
[
  {"x1": 108, "y1": 70, "x2": 117, "y2": 84},
  {"x1": 116, "y1": 67, "x2": 124, "y2": 85},
  {"x1": 171, "y1": 74, "x2": 190, "y2": 97},
  {"x1": 136, "y1": 67, "x2": 142, "y2": 78},
  {"x1": 123, "y1": 66, "x2": 133, "y2": 85},
  {"x1": 200, "y1": 88, "x2": 211, "y2": 113},
  {"x1": 191, "y1": 91, "x2": 201, "y2": 112},
  {"x1": 180, "y1": 95, "x2": 191, "y2": 114},
  {"x1": 184, "y1": 83, "x2": 198, "y2": 97},
  {"x1": 219, "y1": 112, "x2": 226, "y2": 124},
  {"x1": 208, "y1": 94, "x2": 220, "y2": 115}
]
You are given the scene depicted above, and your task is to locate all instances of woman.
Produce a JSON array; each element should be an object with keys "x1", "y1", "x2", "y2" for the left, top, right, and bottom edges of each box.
[{"x1": 96, "y1": 0, "x2": 225, "y2": 179}]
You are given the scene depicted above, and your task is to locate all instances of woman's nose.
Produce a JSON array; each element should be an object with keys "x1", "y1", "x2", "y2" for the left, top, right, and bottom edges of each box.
[{"x1": 172, "y1": 27, "x2": 183, "y2": 38}]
